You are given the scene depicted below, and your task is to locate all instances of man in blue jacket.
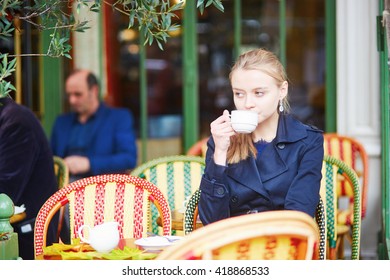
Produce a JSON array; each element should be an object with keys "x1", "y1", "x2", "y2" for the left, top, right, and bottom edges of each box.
[{"x1": 51, "y1": 69, "x2": 138, "y2": 182}]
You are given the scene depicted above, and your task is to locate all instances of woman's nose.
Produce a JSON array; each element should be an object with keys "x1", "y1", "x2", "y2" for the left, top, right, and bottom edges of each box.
[{"x1": 244, "y1": 96, "x2": 255, "y2": 108}]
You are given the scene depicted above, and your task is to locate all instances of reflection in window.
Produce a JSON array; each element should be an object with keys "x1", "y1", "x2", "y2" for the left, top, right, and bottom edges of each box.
[{"x1": 106, "y1": 0, "x2": 325, "y2": 139}]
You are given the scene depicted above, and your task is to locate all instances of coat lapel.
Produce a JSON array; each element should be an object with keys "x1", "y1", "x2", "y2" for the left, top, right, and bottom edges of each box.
[
  {"x1": 227, "y1": 158, "x2": 271, "y2": 199},
  {"x1": 259, "y1": 114, "x2": 308, "y2": 181},
  {"x1": 256, "y1": 144, "x2": 288, "y2": 182}
]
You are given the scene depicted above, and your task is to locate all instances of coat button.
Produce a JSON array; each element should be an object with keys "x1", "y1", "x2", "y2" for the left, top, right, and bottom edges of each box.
[
  {"x1": 230, "y1": 196, "x2": 238, "y2": 203},
  {"x1": 216, "y1": 187, "x2": 225, "y2": 195},
  {"x1": 277, "y1": 143, "x2": 285, "y2": 149}
]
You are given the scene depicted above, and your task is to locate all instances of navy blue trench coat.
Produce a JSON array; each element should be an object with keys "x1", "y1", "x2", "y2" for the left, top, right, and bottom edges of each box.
[{"x1": 199, "y1": 114, "x2": 324, "y2": 225}]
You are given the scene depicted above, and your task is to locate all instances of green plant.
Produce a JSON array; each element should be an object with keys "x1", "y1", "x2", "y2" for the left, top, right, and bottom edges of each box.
[{"x1": 0, "y1": 0, "x2": 224, "y2": 97}]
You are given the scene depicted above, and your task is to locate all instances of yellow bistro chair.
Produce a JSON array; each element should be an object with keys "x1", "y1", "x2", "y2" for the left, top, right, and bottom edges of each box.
[
  {"x1": 183, "y1": 156, "x2": 361, "y2": 260},
  {"x1": 323, "y1": 134, "x2": 368, "y2": 257},
  {"x1": 323, "y1": 133, "x2": 368, "y2": 221},
  {"x1": 33, "y1": 174, "x2": 171, "y2": 258},
  {"x1": 183, "y1": 189, "x2": 327, "y2": 260},
  {"x1": 158, "y1": 210, "x2": 320, "y2": 260},
  {"x1": 131, "y1": 155, "x2": 205, "y2": 236}
]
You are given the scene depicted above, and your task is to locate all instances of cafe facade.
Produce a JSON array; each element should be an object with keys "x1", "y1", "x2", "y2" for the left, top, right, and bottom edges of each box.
[{"x1": 4, "y1": 1, "x2": 389, "y2": 259}]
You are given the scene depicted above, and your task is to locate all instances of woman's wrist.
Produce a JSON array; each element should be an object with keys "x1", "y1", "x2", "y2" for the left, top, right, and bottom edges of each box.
[{"x1": 213, "y1": 149, "x2": 227, "y2": 166}]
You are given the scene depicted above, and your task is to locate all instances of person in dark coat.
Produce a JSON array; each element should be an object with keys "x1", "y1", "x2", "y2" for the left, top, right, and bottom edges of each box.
[
  {"x1": 199, "y1": 48, "x2": 324, "y2": 225},
  {"x1": 0, "y1": 96, "x2": 58, "y2": 259}
]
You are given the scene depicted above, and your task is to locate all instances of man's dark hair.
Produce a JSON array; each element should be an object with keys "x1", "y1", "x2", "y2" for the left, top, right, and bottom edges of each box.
[
  {"x1": 86, "y1": 72, "x2": 99, "y2": 90},
  {"x1": 69, "y1": 69, "x2": 99, "y2": 90}
]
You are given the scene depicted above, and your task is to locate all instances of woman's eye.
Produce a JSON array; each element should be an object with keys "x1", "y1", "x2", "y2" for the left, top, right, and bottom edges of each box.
[
  {"x1": 234, "y1": 92, "x2": 244, "y2": 97},
  {"x1": 255, "y1": 91, "x2": 264, "y2": 96}
]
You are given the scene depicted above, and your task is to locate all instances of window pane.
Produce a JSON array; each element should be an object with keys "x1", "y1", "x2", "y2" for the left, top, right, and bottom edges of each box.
[{"x1": 107, "y1": 0, "x2": 325, "y2": 139}]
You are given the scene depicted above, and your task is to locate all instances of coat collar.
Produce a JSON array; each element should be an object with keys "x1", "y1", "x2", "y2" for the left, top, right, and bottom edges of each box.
[
  {"x1": 70, "y1": 102, "x2": 106, "y2": 123},
  {"x1": 226, "y1": 114, "x2": 308, "y2": 197},
  {"x1": 274, "y1": 113, "x2": 308, "y2": 144}
]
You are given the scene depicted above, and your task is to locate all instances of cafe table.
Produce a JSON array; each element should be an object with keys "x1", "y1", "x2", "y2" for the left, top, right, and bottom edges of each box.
[
  {"x1": 156, "y1": 209, "x2": 203, "y2": 231},
  {"x1": 36, "y1": 238, "x2": 160, "y2": 260}
]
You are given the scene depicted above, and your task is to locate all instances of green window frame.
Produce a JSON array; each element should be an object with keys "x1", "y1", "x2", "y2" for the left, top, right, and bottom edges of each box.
[
  {"x1": 378, "y1": 0, "x2": 390, "y2": 260},
  {"x1": 41, "y1": 1, "x2": 338, "y2": 161}
]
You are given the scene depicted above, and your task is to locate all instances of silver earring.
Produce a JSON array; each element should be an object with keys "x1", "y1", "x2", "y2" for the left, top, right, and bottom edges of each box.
[{"x1": 279, "y1": 100, "x2": 284, "y2": 113}]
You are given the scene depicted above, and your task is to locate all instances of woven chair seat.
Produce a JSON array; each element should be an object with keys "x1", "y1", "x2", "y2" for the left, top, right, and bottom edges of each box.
[
  {"x1": 158, "y1": 210, "x2": 320, "y2": 260},
  {"x1": 131, "y1": 155, "x2": 205, "y2": 236},
  {"x1": 184, "y1": 189, "x2": 327, "y2": 260},
  {"x1": 34, "y1": 174, "x2": 171, "y2": 258}
]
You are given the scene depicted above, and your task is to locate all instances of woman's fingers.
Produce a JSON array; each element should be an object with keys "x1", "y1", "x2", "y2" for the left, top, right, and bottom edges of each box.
[{"x1": 211, "y1": 110, "x2": 236, "y2": 152}]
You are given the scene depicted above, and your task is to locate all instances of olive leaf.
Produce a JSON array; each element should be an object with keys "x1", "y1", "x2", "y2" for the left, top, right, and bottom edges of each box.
[{"x1": 0, "y1": 0, "x2": 224, "y2": 96}]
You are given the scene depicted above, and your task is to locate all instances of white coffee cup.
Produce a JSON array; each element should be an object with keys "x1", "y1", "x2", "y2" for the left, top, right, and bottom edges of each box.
[
  {"x1": 230, "y1": 110, "x2": 258, "y2": 133},
  {"x1": 78, "y1": 221, "x2": 120, "y2": 253}
]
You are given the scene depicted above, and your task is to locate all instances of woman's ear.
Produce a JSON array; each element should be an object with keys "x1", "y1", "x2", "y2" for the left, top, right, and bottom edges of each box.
[{"x1": 279, "y1": 81, "x2": 288, "y2": 99}]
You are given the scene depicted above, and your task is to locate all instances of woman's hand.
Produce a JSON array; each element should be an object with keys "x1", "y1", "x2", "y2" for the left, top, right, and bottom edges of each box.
[{"x1": 210, "y1": 109, "x2": 236, "y2": 165}]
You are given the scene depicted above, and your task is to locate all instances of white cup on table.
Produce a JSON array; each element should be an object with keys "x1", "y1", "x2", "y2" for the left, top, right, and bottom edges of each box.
[{"x1": 78, "y1": 221, "x2": 120, "y2": 253}]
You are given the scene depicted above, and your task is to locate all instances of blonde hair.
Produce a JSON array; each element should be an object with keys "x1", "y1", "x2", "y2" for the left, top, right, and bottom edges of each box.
[{"x1": 227, "y1": 48, "x2": 289, "y2": 164}]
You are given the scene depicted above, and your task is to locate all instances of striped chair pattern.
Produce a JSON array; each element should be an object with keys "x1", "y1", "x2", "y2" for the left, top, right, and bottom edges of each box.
[
  {"x1": 33, "y1": 174, "x2": 171, "y2": 258},
  {"x1": 321, "y1": 155, "x2": 361, "y2": 260},
  {"x1": 158, "y1": 210, "x2": 320, "y2": 260},
  {"x1": 184, "y1": 189, "x2": 327, "y2": 260},
  {"x1": 320, "y1": 156, "x2": 337, "y2": 259},
  {"x1": 323, "y1": 134, "x2": 367, "y2": 259},
  {"x1": 131, "y1": 155, "x2": 205, "y2": 236},
  {"x1": 184, "y1": 156, "x2": 361, "y2": 260},
  {"x1": 323, "y1": 133, "x2": 368, "y2": 223}
]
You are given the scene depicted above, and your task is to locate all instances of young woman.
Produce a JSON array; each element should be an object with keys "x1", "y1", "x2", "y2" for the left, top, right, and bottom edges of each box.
[{"x1": 198, "y1": 48, "x2": 324, "y2": 225}]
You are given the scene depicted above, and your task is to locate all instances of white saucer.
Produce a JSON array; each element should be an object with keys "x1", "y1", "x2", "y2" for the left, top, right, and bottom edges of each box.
[{"x1": 135, "y1": 236, "x2": 183, "y2": 252}]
